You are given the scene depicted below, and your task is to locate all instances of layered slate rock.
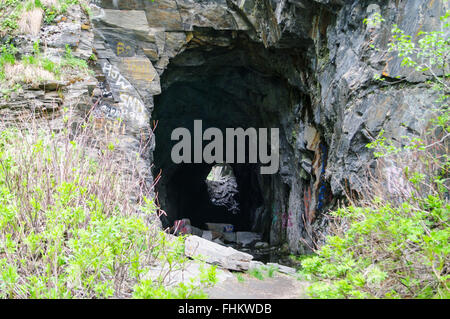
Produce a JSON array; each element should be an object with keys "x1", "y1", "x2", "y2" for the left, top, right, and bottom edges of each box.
[
  {"x1": 185, "y1": 235, "x2": 254, "y2": 271},
  {"x1": 84, "y1": 0, "x2": 447, "y2": 254},
  {"x1": 0, "y1": 5, "x2": 96, "y2": 122}
]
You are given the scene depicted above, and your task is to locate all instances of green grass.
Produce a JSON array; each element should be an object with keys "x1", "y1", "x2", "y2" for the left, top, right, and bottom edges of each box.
[
  {"x1": 266, "y1": 265, "x2": 277, "y2": 278},
  {"x1": 235, "y1": 273, "x2": 245, "y2": 283},
  {"x1": 248, "y1": 268, "x2": 265, "y2": 280},
  {"x1": 298, "y1": 199, "x2": 449, "y2": 299},
  {"x1": 0, "y1": 41, "x2": 92, "y2": 85},
  {"x1": 298, "y1": 10, "x2": 450, "y2": 300},
  {"x1": 247, "y1": 265, "x2": 278, "y2": 281},
  {"x1": 60, "y1": 44, "x2": 89, "y2": 72}
]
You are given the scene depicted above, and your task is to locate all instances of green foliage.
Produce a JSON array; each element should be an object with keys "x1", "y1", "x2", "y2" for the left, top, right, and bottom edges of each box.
[
  {"x1": 389, "y1": 19, "x2": 449, "y2": 75},
  {"x1": 0, "y1": 83, "x2": 21, "y2": 99},
  {"x1": 60, "y1": 0, "x2": 79, "y2": 12},
  {"x1": 0, "y1": 42, "x2": 17, "y2": 80},
  {"x1": 43, "y1": 3, "x2": 58, "y2": 24},
  {"x1": 247, "y1": 265, "x2": 279, "y2": 280},
  {"x1": 79, "y1": 1, "x2": 90, "y2": 18},
  {"x1": 363, "y1": 12, "x2": 385, "y2": 28},
  {"x1": 0, "y1": 40, "x2": 92, "y2": 86},
  {"x1": 60, "y1": 44, "x2": 89, "y2": 71},
  {"x1": 13, "y1": 40, "x2": 61, "y2": 76},
  {"x1": 24, "y1": 0, "x2": 38, "y2": 11},
  {"x1": 0, "y1": 120, "x2": 218, "y2": 298},
  {"x1": 248, "y1": 267, "x2": 265, "y2": 280},
  {"x1": 0, "y1": 1, "x2": 91, "y2": 85},
  {"x1": 235, "y1": 272, "x2": 245, "y2": 283},
  {"x1": 0, "y1": 0, "x2": 21, "y2": 9},
  {"x1": 41, "y1": 57, "x2": 58, "y2": 73},
  {"x1": 1, "y1": 14, "x2": 19, "y2": 31},
  {"x1": 299, "y1": 200, "x2": 449, "y2": 298},
  {"x1": 0, "y1": 0, "x2": 21, "y2": 32},
  {"x1": 374, "y1": 10, "x2": 449, "y2": 97},
  {"x1": 266, "y1": 265, "x2": 277, "y2": 278}
]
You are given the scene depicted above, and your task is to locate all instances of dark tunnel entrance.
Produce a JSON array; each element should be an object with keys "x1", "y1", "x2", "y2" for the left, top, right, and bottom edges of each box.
[
  {"x1": 151, "y1": 32, "x2": 306, "y2": 245},
  {"x1": 152, "y1": 74, "x2": 268, "y2": 233}
]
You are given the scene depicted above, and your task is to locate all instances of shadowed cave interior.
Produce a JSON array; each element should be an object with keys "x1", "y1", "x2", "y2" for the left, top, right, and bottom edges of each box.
[{"x1": 151, "y1": 35, "x2": 305, "y2": 240}]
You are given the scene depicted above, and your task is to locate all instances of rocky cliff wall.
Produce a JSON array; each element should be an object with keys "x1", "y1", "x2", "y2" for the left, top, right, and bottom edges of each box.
[{"x1": 2, "y1": 0, "x2": 446, "y2": 253}]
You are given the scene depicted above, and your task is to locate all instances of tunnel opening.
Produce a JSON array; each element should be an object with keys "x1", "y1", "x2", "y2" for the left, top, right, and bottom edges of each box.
[{"x1": 151, "y1": 31, "x2": 319, "y2": 252}]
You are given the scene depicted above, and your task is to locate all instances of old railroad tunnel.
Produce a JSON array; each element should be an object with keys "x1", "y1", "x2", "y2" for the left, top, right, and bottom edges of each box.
[{"x1": 151, "y1": 30, "x2": 331, "y2": 253}]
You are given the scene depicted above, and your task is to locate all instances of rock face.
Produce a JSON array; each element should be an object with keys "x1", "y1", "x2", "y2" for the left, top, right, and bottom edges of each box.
[
  {"x1": 3, "y1": 1, "x2": 445, "y2": 254},
  {"x1": 88, "y1": 0, "x2": 446, "y2": 253},
  {"x1": 185, "y1": 235, "x2": 254, "y2": 271}
]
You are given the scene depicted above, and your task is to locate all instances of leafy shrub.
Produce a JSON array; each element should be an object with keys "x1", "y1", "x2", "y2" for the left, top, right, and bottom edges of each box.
[
  {"x1": 0, "y1": 112, "x2": 217, "y2": 298},
  {"x1": 299, "y1": 200, "x2": 449, "y2": 298}
]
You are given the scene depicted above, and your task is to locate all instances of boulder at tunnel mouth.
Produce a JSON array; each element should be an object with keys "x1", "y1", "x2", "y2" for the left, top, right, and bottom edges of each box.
[{"x1": 151, "y1": 31, "x2": 330, "y2": 253}]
